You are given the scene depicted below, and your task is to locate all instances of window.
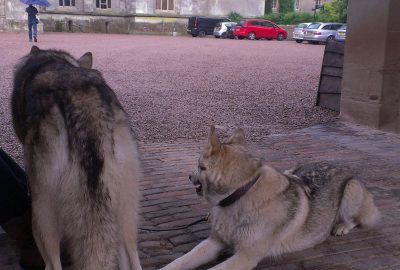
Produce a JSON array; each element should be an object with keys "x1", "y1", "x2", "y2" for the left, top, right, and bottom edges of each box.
[
  {"x1": 308, "y1": 23, "x2": 321, "y2": 29},
  {"x1": 237, "y1": 20, "x2": 246, "y2": 27},
  {"x1": 96, "y1": 0, "x2": 111, "y2": 9},
  {"x1": 295, "y1": 0, "x2": 300, "y2": 10},
  {"x1": 333, "y1": 24, "x2": 343, "y2": 30},
  {"x1": 316, "y1": 0, "x2": 322, "y2": 5},
  {"x1": 297, "y1": 23, "x2": 308, "y2": 28},
  {"x1": 262, "y1": 21, "x2": 274, "y2": 27},
  {"x1": 272, "y1": 0, "x2": 277, "y2": 9},
  {"x1": 156, "y1": 0, "x2": 174, "y2": 11},
  {"x1": 59, "y1": 0, "x2": 75, "y2": 6}
]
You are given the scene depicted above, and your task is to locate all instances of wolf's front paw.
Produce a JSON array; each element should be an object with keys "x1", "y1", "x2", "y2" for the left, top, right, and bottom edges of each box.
[{"x1": 333, "y1": 222, "x2": 355, "y2": 236}]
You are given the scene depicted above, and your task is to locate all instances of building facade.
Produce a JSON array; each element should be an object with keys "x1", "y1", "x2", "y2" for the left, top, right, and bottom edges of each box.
[
  {"x1": 0, "y1": 0, "x2": 265, "y2": 34},
  {"x1": 269, "y1": 0, "x2": 333, "y2": 14},
  {"x1": 0, "y1": 0, "x2": 335, "y2": 34}
]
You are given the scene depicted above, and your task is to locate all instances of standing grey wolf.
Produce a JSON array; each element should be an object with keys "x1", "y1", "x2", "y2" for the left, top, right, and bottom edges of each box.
[
  {"x1": 12, "y1": 46, "x2": 142, "y2": 270},
  {"x1": 161, "y1": 126, "x2": 380, "y2": 270}
]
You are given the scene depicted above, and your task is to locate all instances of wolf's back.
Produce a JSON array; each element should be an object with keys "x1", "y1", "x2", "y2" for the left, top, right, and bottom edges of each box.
[{"x1": 12, "y1": 49, "x2": 140, "y2": 269}]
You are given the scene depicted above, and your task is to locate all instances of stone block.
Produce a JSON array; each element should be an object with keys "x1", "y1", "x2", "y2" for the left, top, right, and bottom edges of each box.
[
  {"x1": 341, "y1": 64, "x2": 384, "y2": 102},
  {"x1": 398, "y1": 106, "x2": 400, "y2": 132},
  {"x1": 340, "y1": 98, "x2": 381, "y2": 128},
  {"x1": 389, "y1": 0, "x2": 400, "y2": 31},
  {"x1": 379, "y1": 100, "x2": 399, "y2": 132},
  {"x1": 385, "y1": 30, "x2": 400, "y2": 67},
  {"x1": 382, "y1": 72, "x2": 400, "y2": 102},
  {"x1": 345, "y1": 0, "x2": 388, "y2": 67}
]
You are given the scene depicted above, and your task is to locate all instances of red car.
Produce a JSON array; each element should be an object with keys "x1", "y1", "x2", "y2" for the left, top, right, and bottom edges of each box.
[{"x1": 234, "y1": 19, "x2": 287, "y2": 41}]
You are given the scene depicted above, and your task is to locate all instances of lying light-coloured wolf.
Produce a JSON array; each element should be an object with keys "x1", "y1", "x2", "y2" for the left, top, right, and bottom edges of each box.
[
  {"x1": 12, "y1": 46, "x2": 142, "y2": 270},
  {"x1": 161, "y1": 126, "x2": 380, "y2": 270}
]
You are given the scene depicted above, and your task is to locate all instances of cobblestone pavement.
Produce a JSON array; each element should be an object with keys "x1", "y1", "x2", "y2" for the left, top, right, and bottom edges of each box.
[{"x1": 2, "y1": 122, "x2": 399, "y2": 270}]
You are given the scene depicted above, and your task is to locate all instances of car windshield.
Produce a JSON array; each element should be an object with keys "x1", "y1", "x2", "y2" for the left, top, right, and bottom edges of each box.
[
  {"x1": 237, "y1": 20, "x2": 246, "y2": 27},
  {"x1": 338, "y1": 25, "x2": 347, "y2": 30},
  {"x1": 307, "y1": 23, "x2": 321, "y2": 29},
  {"x1": 296, "y1": 23, "x2": 308, "y2": 28}
]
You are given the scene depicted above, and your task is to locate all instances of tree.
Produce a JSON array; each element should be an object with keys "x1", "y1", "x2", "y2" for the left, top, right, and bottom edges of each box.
[
  {"x1": 279, "y1": 0, "x2": 294, "y2": 14},
  {"x1": 319, "y1": 0, "x2": 348, "y2": 23},
  {"x1": 332, "y1": 0, "x2": 348, "y2": 22}
]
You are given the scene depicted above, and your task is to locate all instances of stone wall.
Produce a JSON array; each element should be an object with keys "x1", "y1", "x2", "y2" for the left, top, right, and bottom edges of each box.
[
  {"x1": 39, "y1": 12, "x2": 189, "y2": 35},
  {"x1": 41, "y1": 13, "x2": 130, "y2": 33},
  {"x1": 340, "y1": 0, "x2": 400, "y2": 133}
]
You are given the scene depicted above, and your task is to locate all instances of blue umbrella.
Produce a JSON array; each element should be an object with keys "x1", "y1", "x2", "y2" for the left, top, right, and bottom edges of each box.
[{"x1": 20, "y1": 0, "x2": 50, "y2": 7}]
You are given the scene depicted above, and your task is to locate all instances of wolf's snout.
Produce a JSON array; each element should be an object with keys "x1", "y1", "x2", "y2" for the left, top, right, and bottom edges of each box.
[{"x1": 189, "y1": 172, "x2": 203, "y2": 195}]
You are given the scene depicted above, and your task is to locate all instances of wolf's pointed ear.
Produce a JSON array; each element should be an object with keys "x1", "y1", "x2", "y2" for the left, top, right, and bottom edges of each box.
[
  {"x1": 78, "y1": 52, "x2": 93, "y2": 69},
  {"x1": 226, "y1": 128, "x2": 245, "y2": 145},
  {"x1": 206, "y1": 126, "x2": 221, "y2": 155},
  {"x1": 30, "y1": 46, "x2": 40, "y2": 54}
]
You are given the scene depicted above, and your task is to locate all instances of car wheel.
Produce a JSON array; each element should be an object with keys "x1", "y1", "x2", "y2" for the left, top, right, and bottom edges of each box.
[
  {"x1": 199, "y1": 31, "x2": 206, "y2": 37},
  {"x1": 326, "y1": 35, "x2": 335, "y2": 42},
  {"x1": 191, "y1": 34, "x2": 198, "y2": 37},
  {"x1": 247, "y1": 32, "x2": 256, "y2": 40},
  {"x1": 277, "y1": 33, "x2": 284, "y2": 41},
  {"x1": 214, "y1": 35, "x2": 220, "y2": 38},
  {"x1": 295, "y1": 39, "x2": 303, "y2": 43}
]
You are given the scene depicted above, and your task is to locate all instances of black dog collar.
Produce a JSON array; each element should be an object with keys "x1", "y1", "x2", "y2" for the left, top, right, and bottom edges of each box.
[{"x1": 218, "y1": 173, "x2": 261, "y2": 208}]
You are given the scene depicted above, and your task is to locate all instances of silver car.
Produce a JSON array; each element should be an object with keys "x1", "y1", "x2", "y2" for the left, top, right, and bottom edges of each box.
[
  {"x1": 213, "y1": 22, "x2": 237, "y2": 39},
  {"x1": 303, "y1": 22, "x2": 344, "y2": 44},
  {"x1": 292, "y1": 22, "x2": 313, "y2": 43},
  {"x1": 335, "y1": 24, "x2": 347, "y2": 42}
]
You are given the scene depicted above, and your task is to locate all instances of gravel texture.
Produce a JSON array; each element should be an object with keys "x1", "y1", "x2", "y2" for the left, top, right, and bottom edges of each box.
[{"x1": 0, "y1": 32, "x2": 337, "y2": 160}]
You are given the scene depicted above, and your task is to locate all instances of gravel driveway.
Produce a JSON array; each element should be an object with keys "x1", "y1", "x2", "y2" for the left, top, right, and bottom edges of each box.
[{"x1": 0, "y1": 32, "x2": 337, "y2": 160}]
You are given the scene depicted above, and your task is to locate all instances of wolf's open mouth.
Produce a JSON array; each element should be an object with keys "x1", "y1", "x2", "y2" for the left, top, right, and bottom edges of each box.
[{"x1": 195, "y1": 183, "x2": 202, "y2": 195}]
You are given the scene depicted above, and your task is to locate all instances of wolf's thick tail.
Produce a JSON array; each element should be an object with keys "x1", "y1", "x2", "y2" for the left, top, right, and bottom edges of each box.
[
  {"x1": 340, "y1": 179, "x2": 380, "y2": 229},
  {"x1": 69, "y1": 199, "x2": 119, "y2": 270},
  {"x1": 357, "y1": 190, "x2": 381, "y2": 228}
]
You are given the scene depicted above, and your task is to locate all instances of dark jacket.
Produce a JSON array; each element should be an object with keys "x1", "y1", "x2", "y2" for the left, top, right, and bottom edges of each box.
[{"x1": 26, "y1": 5, "x2": 38, "y2": 24}]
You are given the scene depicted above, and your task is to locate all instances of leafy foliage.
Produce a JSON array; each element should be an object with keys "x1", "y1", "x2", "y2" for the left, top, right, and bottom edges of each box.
[
  {"x1": 279, "y1": 0, "x2": 295, "y2": 14},
  {"x1": 229, "y1": 0, "x2": 348, "y2": 25},
  {"x1": 228, "y1": 11, "x2": 243, "y2": 23},
  {"x1": 262, "y1": 12, "x2": 314, "y2": 25}
]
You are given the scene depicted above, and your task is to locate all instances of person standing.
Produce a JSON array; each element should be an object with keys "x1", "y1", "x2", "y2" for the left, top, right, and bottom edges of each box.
[{"x1": 26, "y1": 4, "x2": 38, "y2": 42}]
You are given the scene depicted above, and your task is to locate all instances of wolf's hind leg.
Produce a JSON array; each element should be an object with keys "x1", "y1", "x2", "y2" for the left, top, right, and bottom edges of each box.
[
  {"x1": 32, "y1": 198, "x2": 62, "y2": 270},
  {"x1": 119, "y1": 230, "x2": 142, "y2": 270},
  {"x1": 333, "y1": 179, "x2": 380, "y2": 236},
  {"x1": 118, "y1": 212, "x2": 142, "y2": 270}
]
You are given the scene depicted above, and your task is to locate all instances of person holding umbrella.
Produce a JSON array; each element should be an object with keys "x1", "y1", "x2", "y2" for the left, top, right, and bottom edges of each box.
[
  {"x1": 21, "y1": 0, "x2": 50, "y2": 42},
  {"x1": 25, "y1": 4, "x2": 38, "y2": 42}
]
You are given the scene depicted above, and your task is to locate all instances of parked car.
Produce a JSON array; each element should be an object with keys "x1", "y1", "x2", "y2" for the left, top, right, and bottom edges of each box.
[
  {"x1": 233, "y1": 19, "x2": 287, "y2": 41},
  {"x1": 335, "y1": 24, "x2": 347, "y2": 42},
  {"x1": 187, "y1": 16, "x2": 230, "y2": 37},
  {"x1": 303, "y1": 22, "x2": 344, "y2": 44},
  {"x1": 292, "y1": 22, "x2": 314, "y2": 43},
  {"x1": 214, "y1": 22, "x2": 237, "y2": 39}
]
